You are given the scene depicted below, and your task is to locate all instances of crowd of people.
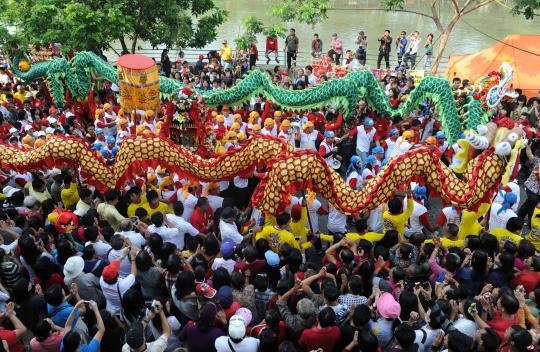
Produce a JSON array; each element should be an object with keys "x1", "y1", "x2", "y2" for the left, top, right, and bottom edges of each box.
[
  {"x1": 164, "y1": 28, "x2": 435, "y2": 79},
  {"x1": 0, "y1": 36, "x2": 540, "y2": 352}
]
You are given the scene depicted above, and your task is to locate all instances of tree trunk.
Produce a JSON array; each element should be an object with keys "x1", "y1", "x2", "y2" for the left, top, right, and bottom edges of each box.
[
  {"x1": 431, "y1": 15, "x2": 460, "y2": 75},
  {"x1": 119, "y1": 37, "x2": 129, "y2": 53},
  {"x1": 131, "y1": 35, "x2": 138, "y2": 53}
]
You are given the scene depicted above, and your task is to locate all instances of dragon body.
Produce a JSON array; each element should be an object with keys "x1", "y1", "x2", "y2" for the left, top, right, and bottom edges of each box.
[
  {"x1": 10, "y1": 52, "x2": 493, "y2": 144},
  {"x1": 0, "y1": 128, "x2": 523, "y2": 214}
]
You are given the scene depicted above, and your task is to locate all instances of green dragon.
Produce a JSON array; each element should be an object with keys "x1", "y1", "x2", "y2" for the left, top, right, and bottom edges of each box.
[{"x1": 11, "y1": 51, "x2": 488, "y2": 143}]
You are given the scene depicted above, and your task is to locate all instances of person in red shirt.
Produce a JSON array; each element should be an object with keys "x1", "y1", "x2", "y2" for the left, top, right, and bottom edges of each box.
[
  {"x1": 265, "y1": 35, "x2": 279, "y2": 64},
  {"x1": 513, "y1": 256, "x2": 540, "y2": 294},
  {"x1": 190, "y1": 197, "x2": 213, "y2": 234},
  {"x1": 298, "y1": 307, "x2": 341, "y2": 352},
  {"x1": 0, "y1": 302, "x2": 27, "y2": 352},
  {"x1": 249, "y1": 41, "x2": 258, "y2": 69},
  {"x1": 472, "y1": 293, "x2": 520, "y2": 345}
]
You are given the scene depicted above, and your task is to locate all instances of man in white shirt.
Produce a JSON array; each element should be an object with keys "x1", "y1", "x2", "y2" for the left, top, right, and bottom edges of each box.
[
  {"x1": 100, "y1": 247, "x2": 138, "y2": 317},
  {"x1": 117, "y1": 219, "x2": 147, "y2": 249},
  {"x1": 122, "y1": 301, "x2": 171, "y2": 352},
  {"x1": 215, "y1": 315, "x2": 259, "y2": 352},
  {"x1": 346, "y1": 118, "x2": 379, "y2": 162},
  {"x1": 147, "y1": 212, "x2": 180, "y2": 247},
  {"x1": 327, "y1": 205, "x2": 348, "y2": 234},
  {"x1": 84, "y1": 226, "x2": 112, "y2": 261},
  {"x1": 175, "y1": 182, "x2": 198, "y2": 221},
  {"x1": 489, "y1": 192, "x2": 518, "y2": 231},
  {"x1": 107, "y1": 235, "x2": 133, "y2": 279},
  {"x1": 219, "y1": 207, "x2": 248, "y2": 245},
  {"x1": 211, "y1": 239, "x2": 236, "y2": 274},
  {"x1": 166, "y1": 202, "x2": 201, "y2": 250},
  {"x1": 206, "y1": 182, "x2": 224, "y2": 212},
  {"x1": 403, "y1": 31, "x2": 421, "y2": 69}
]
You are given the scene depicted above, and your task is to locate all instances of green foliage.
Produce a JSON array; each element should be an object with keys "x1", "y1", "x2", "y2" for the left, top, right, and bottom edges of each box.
[
  {"x1": 263, "y1": 24, "x2": 288, "y2": 39},
  {"x1": 380, "y1": 0, "x2": 405, "y2": 10},
  {"x1": 512, "y1": 0, "x2": 540, "y2": 18},
  {"x1": 241, "y1": 16, "x2": 265, "y2": 34},
  {"x1": 2, "y1": 0, "x2": 227, "y2": 53},
  {"x1": 271, "y1": 0, "x2": 330, "y2": 26}
]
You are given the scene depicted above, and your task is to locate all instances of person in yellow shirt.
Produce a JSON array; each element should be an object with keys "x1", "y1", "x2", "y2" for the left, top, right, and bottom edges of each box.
[
  {"x1": 527, "y1": 206, "x2": 540, "y2": 251},
  {"x1": 13, "y1": 85, "x2": 28, "y2": 103},
  {"x1": 425, "y1": 223, "x2": 465, "y2": 248},
  {"x1": 382, "y1": 191, "x2": 413, "y2": 235},
  {"x1": 142, "y1": 190, "x2": 172, "y2": 217},
  {"x1": 255, "y1": 212, "x2": 299, "y2": 253},
  {"x1": 60, "y1": 175, "x2": 79, "y2": 209},
  {"x1": 490, "y1": 216, "x2": 524, "y2": 245},
  {"x1": 220, "y1": 40, "x2": 233, "y2": 69},
  {"x1": 127, "y1": 186, "x2": 148, "y2": 217},
  {"x1": 458, "y1": 202, "x2": 490, "y2": 240},
  {"x1": 96, "y1": 190, "x2": 125, "y2": 231},
  {"x1": 289, "y1": 204, "x2": 310, "y2": 248}
]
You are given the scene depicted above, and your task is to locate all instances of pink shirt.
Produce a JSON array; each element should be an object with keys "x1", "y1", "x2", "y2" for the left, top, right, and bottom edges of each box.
[{"x1": 332, "y1": 38, "x2": 343, "y2": 55}]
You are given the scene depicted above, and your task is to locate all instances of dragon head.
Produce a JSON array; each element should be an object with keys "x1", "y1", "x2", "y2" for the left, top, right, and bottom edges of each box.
[{"x1": 455, "y1": 122, "x2": 525, "y2": 185}]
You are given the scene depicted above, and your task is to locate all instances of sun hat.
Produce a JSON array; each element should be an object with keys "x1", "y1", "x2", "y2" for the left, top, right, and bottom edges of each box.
[{"x1": 63, "y1": 256, "x2": 85, "y2": 280}]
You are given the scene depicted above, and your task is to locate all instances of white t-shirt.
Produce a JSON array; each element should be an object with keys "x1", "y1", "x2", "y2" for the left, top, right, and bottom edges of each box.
[
  {"x1": 327, "y1": 205, "x2": 347, "y2": 234},
  {"x1": 368, "y1": 205, "x2": 383, "y2": 233},
  {"x1": 211, "y1": 258, "x2": 236, "y2": 274},
  {"x1": 414, "y1": 327, "x2": 443, "y2": 352},
  {"x1": 122, "y1": 334, "x2": 169, "y2": 352},
  {"x1": 208, "y1": 195, "x2": 224, "y2": 212},
  {"x1": 118, "y1": 230, "x2": 146, "y2": 249},
  {"x1": 178, "y1": 192, "x2": 198, "y2": 221},
  {"x1": 107, "y1": 248, "x2": 131, "y2": 279},
  {"x1": 215, "y1": 336, "x2": 260, "y2": 352},
  {"x1": 100, "y1": 273, "x2": 136, "y2": 316},
  {"x1": 166, "y1": 214, "x2": 199, "y2": 249},
  {"x1": 384, "y1": 138, "x2": 397, "y2": 160},
  {"x1": 85, "y1": 240, "x2": 112, "y2": 261},
  {"x1": 488, "y1": 203, "x2": 517, "y2": 231},
  {"x1": 306, "y1": 198, "x2": 322, "y2": 233},
  {"x1": 346, "y1": 171, "x2": 361, "y2": 190},
  {"x1": 220, "y1": 220, "x2": 244, "y2": 244},
  {"x1": 407, "y1": 200, "x2": 428, "y2": 234},
  {"x1": 355, "y1": 125, "x2": 376, "y2": 153},
  {"x1": 391, "y1": 138, "x2": 412, "y2": 157},
  {"x1": 147, "y1": 224, "x2": 180, "y2": 247},
  {"x1": 300, "y1": 130, "x2": 319, "y2": 150},
  {"x1": 439, "y1": 207, "x2": 462, "y2": 226},
  {"x1": 493, "y1": 182, "x2": 520, "y2": 212}
]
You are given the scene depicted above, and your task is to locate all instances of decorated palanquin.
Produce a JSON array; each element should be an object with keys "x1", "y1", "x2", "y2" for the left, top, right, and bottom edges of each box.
[
  {"x1": 311, "y1": 56, "x2": 348, "y2": 81},
  {"x1": 117, "y1": 54, "x2": 160, "y2": 112}
]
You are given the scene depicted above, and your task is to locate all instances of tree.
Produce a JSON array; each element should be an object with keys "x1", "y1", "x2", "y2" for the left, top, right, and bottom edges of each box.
[
  {"x1": 2, "y1": 0, "x2": 227, "y2": 55},
  {"x1": 235, "y1": 17, "x2": 286, "y2": 51},
  {"x1": 266, "y1": 0, "x2": 535, "y2": 74}
]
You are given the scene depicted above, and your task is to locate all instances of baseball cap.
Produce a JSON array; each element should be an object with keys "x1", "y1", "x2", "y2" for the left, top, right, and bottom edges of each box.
[
  {"x1": 372, "y1": 276, "x2": 393, "y2": 293},
  {"x1": 125, "y1": 322, "x2": 145, "y2": 349},
  {"x1": 264, "y1": 250, "x2": 280, "y2": 267},
  {"x1": 218, "y1": 286, "x2": 233, "y2": 308},
  {"x1": 235, "y1": 308, "x2": 252, "y2": 326},
  {"x1": 221, "y1": 238, "x2": 235, "y2": 257},
  {"x1": 228, "y1": 315, "x2": 246, "y2": 340},
  {"x1": 377, "y1": 292, "x2": 401, "y2": 319},
  {"x1": 102, "y1": 260, "x2": 120, "y2": 281},
  {"x1": 2, "y1": 186, "x2": 18, "y2": 198},
  {"x1": 196, "y1": 282, "x2": 217, "y2": 299}
]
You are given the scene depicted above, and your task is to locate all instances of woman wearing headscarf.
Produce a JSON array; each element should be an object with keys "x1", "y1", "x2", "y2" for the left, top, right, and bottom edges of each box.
[
  {"x1": 345, "y1": 155, "x2": 362, "y2": 189},
  {"x1": 405, "y1": 185, "x2": 436, "y2": 238}
]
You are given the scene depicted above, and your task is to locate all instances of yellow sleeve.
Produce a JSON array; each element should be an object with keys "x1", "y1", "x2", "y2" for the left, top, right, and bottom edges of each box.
[
  {"x1": 285, "y1": 231, "x2": 300, "y2": 249},
  {"x1": 300, "y1": 207, "x2": 308, "y2": 227},
  {"x1": 404, "y1": 196, "x2": 414, "y2": 218},
  {"x1": 319, "y1": 233, "x2": 334, "y2": 242},
  {"x1": 477, "y1": 203, "x2": 491, "y2": 218},
  {"x1": 255, "y1": 226, "x2": 270, "y2": 241},
  {"x1": 362, "y1": 232, "x2": 385, "y2": 243},
  {"x1": 345, "y1": 233, "x2": 361, "y2": 241},
  {"x1": 532, "y1": 207, "x2": 540, "y2": 228},
  {"x1": 265, "y1": 214, "x2": 277, "y2": 227},
  {"x1": 61, "y1": 182, "x2": 79, "y2": 207},
  {"x1": 424, "y1": 239, "x2": 434, "y2": 245},
  {"x1": 441, "y1": 238, "x2": 465, "y2": 248},
  {"x1": 160, "y1": 202, "x2": 172, "y2": 214}
]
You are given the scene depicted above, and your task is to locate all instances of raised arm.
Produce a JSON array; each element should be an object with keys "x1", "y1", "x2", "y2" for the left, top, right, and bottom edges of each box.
[{"x1": 91, "y1": 301, "x2": 105, "y2": 342}]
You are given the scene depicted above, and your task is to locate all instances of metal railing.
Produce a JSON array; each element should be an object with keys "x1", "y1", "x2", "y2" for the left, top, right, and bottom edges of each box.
[{"x1": 107, "y1": 47, "x2": 450, "y2": 74}]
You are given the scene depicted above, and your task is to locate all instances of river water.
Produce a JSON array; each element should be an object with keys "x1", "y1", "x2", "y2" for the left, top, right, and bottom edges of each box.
[{"x1": 109, "y1": 0, "x2": 539, "y2": 69}]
